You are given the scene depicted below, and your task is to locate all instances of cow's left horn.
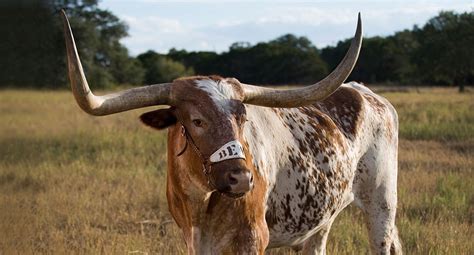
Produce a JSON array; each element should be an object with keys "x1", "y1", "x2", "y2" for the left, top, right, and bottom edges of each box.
[
  {"x1": 61, "y1": 10, "x2": 172, "y2": 116},
  {"x1": 241, "y1": 13, "x2": 362, "y2": 108}
]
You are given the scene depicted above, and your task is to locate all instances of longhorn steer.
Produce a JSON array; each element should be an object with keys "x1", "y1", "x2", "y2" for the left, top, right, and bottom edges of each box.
[{"x1": 61, "y1": 10, "x2": 401, "y2": 254}]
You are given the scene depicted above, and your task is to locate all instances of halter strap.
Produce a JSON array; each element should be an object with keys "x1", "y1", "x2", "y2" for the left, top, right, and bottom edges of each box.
[
  {"x1": 175, "y1": 120, "x2": 246, "y2": 178},
  {"x1": 176, "y1": 120, "x2": 212, "y2": 175}
]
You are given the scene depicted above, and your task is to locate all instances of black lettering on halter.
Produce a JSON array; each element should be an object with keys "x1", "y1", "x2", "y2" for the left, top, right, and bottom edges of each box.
[
  {"x1": 227, "y1": 145, "x2": 234, "y2": 156},
  {"x1": 219, "y1": 150, "x2": 227, "y2": 159}
]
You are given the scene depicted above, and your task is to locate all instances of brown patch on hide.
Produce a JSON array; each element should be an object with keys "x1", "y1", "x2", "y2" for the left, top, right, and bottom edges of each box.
[
  {"x1": 385, "y1": 114, "x2": 396, "y2": 142},
  {"x1": 363, "y1": 93, "x2": 397, "y2": 142},
  {"x1": 317, "y1": 86, "x2": 364, "y2": 138},
  {"x1": 363, "y1": 93, "x2": 386, "y2": 115},
  {"x1": 165, "y1": 124, "x2": 204, "y2": 252},
  {"x1": 265, "y1": 199, "x2": 278, "y2": 230},
  {"x1": 298, "y1": 107, "x2": 345, "y2": 153}
]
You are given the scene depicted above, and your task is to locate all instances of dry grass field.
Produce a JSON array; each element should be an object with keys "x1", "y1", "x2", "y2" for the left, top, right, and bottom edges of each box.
[{"x1": 0, "y1": 87, "x2": 472, "y2": 254}]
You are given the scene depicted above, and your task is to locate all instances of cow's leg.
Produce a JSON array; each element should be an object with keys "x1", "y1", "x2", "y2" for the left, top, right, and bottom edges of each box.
[
  {"x1": 300, "y1": 218, "x2": 335, "y2": 255},
  {"x1": 353, "y1": 145, "x2": 402, "y2": 255},
  {"x1": 301, "y1": 192, "x2": 353, "y2": 255},
  {"x1": 363, "y1": 192, "x2": 402, "y2": 255}
]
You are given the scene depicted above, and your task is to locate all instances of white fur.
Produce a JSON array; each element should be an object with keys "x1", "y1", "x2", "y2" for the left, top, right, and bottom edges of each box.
[{"x1": 195, "y1": 79, "x2": 236, "y2": 114}]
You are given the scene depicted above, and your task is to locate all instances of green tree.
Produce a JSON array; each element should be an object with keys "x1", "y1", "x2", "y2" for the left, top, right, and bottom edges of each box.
[
  {"x1": 137, "y1": 50, "x2": 194, "y2": 84},
  {"x1": 217, "y1": 34, "x2": 328, "y2": 85},
  {"x1": 166, "y1": 35, "x2": 328, "y2": 85},
  {"x1": 57, "y1": 0, "x2": 144, "y2": 87},
  {"x1": 414, "y1": 11, "x2": 474, "y2": 91},
  {"x1": 0, "y1": 0, "x2": 64, "y2": 88},
  {"x1": 168, "y1": 48, "x2": 219, "y2": 75},
  {"x1": 322, "y1": 32, "x2": 418, "y2": 85},
  {"x1": 385, "y1": 30, "x2": 419, "y2": 84},
  {"x1": 0, "y1": 0, "x2": 144, "y2": 88}
]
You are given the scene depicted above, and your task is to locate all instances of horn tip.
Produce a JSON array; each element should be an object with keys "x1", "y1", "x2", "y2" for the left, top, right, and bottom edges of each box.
[
  {"x1": 60, "y1": 9, "x2": 69, "y2": 25},
  {"x1": 357, "y1": 12, "x2": 362, "y2": 28},
  {"x1": 355, "y1": 12, "x2": 363, "y2": 38}
]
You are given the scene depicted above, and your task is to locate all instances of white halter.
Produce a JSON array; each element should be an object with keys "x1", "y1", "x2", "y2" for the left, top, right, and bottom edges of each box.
[{"x1": 209, "y1": 140, "x2": 246, "y2": 163}]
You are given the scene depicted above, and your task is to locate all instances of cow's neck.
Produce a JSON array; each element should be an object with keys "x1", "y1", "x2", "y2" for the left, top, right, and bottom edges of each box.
[
  {"x1": 169, "y1": 178, "x2": 269, "y2": 254},
  {"x1": 193, "y1": 189, "x2": 268, "y2": 254},
  {"x1": 167, "y1": 127, "x2": 269, "y2": 254}
]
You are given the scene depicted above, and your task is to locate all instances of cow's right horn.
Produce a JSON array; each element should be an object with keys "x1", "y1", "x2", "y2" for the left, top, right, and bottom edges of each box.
[
  {"x1": 61, "y1": 10, "x2": 172, "y2": 116},
  {"x1": 241, "y1": 13, "x2": 363, "y2": 108}
]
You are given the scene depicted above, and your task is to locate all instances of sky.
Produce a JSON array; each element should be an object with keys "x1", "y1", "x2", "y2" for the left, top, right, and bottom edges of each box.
[{"x1": 100, "y1": 0, "x2": 473, "y2": 56}]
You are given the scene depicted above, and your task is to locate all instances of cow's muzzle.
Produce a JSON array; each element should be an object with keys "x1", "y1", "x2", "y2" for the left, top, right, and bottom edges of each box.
[
  {"x1": 209, "y1": 141, "x2": 253, "y2": 196},
  {"x1": 211, "y1": 163, "x2": 254, "y2": 198},
  {"x1": 224, "y1": 168, "x2": 254, "y2": 196},
  {"x1": 176, "y1": 123, "x2": 253, "y2": 197}
]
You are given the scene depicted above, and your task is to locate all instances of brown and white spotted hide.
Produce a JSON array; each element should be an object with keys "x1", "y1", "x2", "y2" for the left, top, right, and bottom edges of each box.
[{"x1": 143, "y1": 77, "x2": 401, "y2": 254}]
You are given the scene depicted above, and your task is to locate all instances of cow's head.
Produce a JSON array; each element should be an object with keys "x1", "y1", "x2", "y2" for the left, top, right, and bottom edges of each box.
[
  {"x1": 60, "y1": 10, "x2": 362, "y2": 198},
  {"x1": 140, "y1": 76, "x2": 253, "y2": 197}
]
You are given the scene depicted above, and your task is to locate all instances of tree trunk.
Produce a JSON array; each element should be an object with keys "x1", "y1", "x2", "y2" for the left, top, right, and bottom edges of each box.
[{"x1": 455, "y1": 75, "x2": 465, "y2": 93}]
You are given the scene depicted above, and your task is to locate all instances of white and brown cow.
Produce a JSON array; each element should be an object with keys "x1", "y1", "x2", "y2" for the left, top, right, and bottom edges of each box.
[{"x1": 61, "y1": 11, "x2": 401, "y2": 254}]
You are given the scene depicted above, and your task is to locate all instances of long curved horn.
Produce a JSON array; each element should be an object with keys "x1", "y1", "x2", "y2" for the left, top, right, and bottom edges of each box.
[
  {"x1": 242, "y1": 13, "x2": 363, "y2": 108},
  {"x1": 61, "y1": 10, "x2": 172, "y2": 116}
]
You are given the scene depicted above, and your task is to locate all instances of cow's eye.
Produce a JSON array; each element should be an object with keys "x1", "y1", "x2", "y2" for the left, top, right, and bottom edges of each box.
[{"x1": 192, "y1": 119, "x2": 203, "y2": 127}]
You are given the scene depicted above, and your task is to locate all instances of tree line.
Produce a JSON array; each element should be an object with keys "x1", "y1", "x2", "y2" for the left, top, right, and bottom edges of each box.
[{"x1": 1, "y1": 0, "x2": 472, "y2": 91}]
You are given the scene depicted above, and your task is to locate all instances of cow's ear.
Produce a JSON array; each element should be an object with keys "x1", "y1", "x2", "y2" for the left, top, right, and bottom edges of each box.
[{"x1": 140, "y1": 108, "x2": 177, "y2": 130}]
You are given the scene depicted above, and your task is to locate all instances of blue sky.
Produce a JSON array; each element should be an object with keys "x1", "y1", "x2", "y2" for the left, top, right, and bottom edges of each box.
[{"x1": 100, "y1": 0, "x2": 473, "y2": 55}]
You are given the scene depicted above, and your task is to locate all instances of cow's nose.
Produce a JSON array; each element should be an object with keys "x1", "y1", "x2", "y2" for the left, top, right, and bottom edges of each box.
[{"x1": 227, "y1": 169, "x2": 253, "y2": 194}]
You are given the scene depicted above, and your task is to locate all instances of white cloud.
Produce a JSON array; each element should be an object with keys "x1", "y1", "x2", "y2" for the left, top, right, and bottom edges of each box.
[
  {"x1": 108, "y1": 1, "x2": 473, "y2": 55},
  {"x1": 255, "y1": 7, "x2": 354, "y2": 26},
  {"x1": 119, "y1": 15, "x2": 209, "y2": 54},
  {"x1": 122, "y1": 15, "x2": 188, "y2": 34}
]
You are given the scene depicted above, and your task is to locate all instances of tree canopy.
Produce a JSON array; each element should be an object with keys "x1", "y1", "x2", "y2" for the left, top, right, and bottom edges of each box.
[
  {"x1": 0, "y1": 3, "x2": 472, "y2": 89},
  {"x1": 413, "y1": 11, "x2": 474, "y2": 91},
  {"x1": 137, "y1": 50, "x2": 194, "y2": 84},
  {"x1": 0, "y1": 0, "x2": 144, "y2": 88},
  {"x1": 177, "y1": 34, "x2": 328, "y2": 85}
]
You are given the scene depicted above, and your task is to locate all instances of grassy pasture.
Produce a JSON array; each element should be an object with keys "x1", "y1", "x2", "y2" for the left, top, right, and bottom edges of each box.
[{"x1": 0, "y1": 87, "x2": 472, "y2": 254}]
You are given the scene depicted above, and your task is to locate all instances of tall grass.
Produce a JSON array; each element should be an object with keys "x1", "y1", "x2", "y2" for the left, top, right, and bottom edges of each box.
[
  {"x1": 385, "y1": 88, "x2": 474, "y2": 141},
  {"x1": 0, "y1": 88, "x2": 472, "y2": 254}
]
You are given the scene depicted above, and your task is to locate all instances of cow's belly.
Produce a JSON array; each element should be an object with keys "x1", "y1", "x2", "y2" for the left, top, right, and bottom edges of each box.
[{"x1": 264, "y1": 166, "x2": 353, "y2": 248}]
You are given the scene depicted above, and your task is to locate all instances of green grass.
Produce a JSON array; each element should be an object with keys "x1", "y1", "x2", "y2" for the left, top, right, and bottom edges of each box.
[
  {"x1": 0, "y1": 88, "x2": 473, "y2": 254},
  {"x1": 384, "y1": 88, "x2": 474, "y2": 142}
]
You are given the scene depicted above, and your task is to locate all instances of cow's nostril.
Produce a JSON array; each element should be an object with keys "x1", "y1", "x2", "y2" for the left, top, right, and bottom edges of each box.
[
  {"x1": 228, "y1": 175, "x2": 238, "y2": 185},
  {"x1": 223, "y1": 169, "x2": 253, "y2": 195}
]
